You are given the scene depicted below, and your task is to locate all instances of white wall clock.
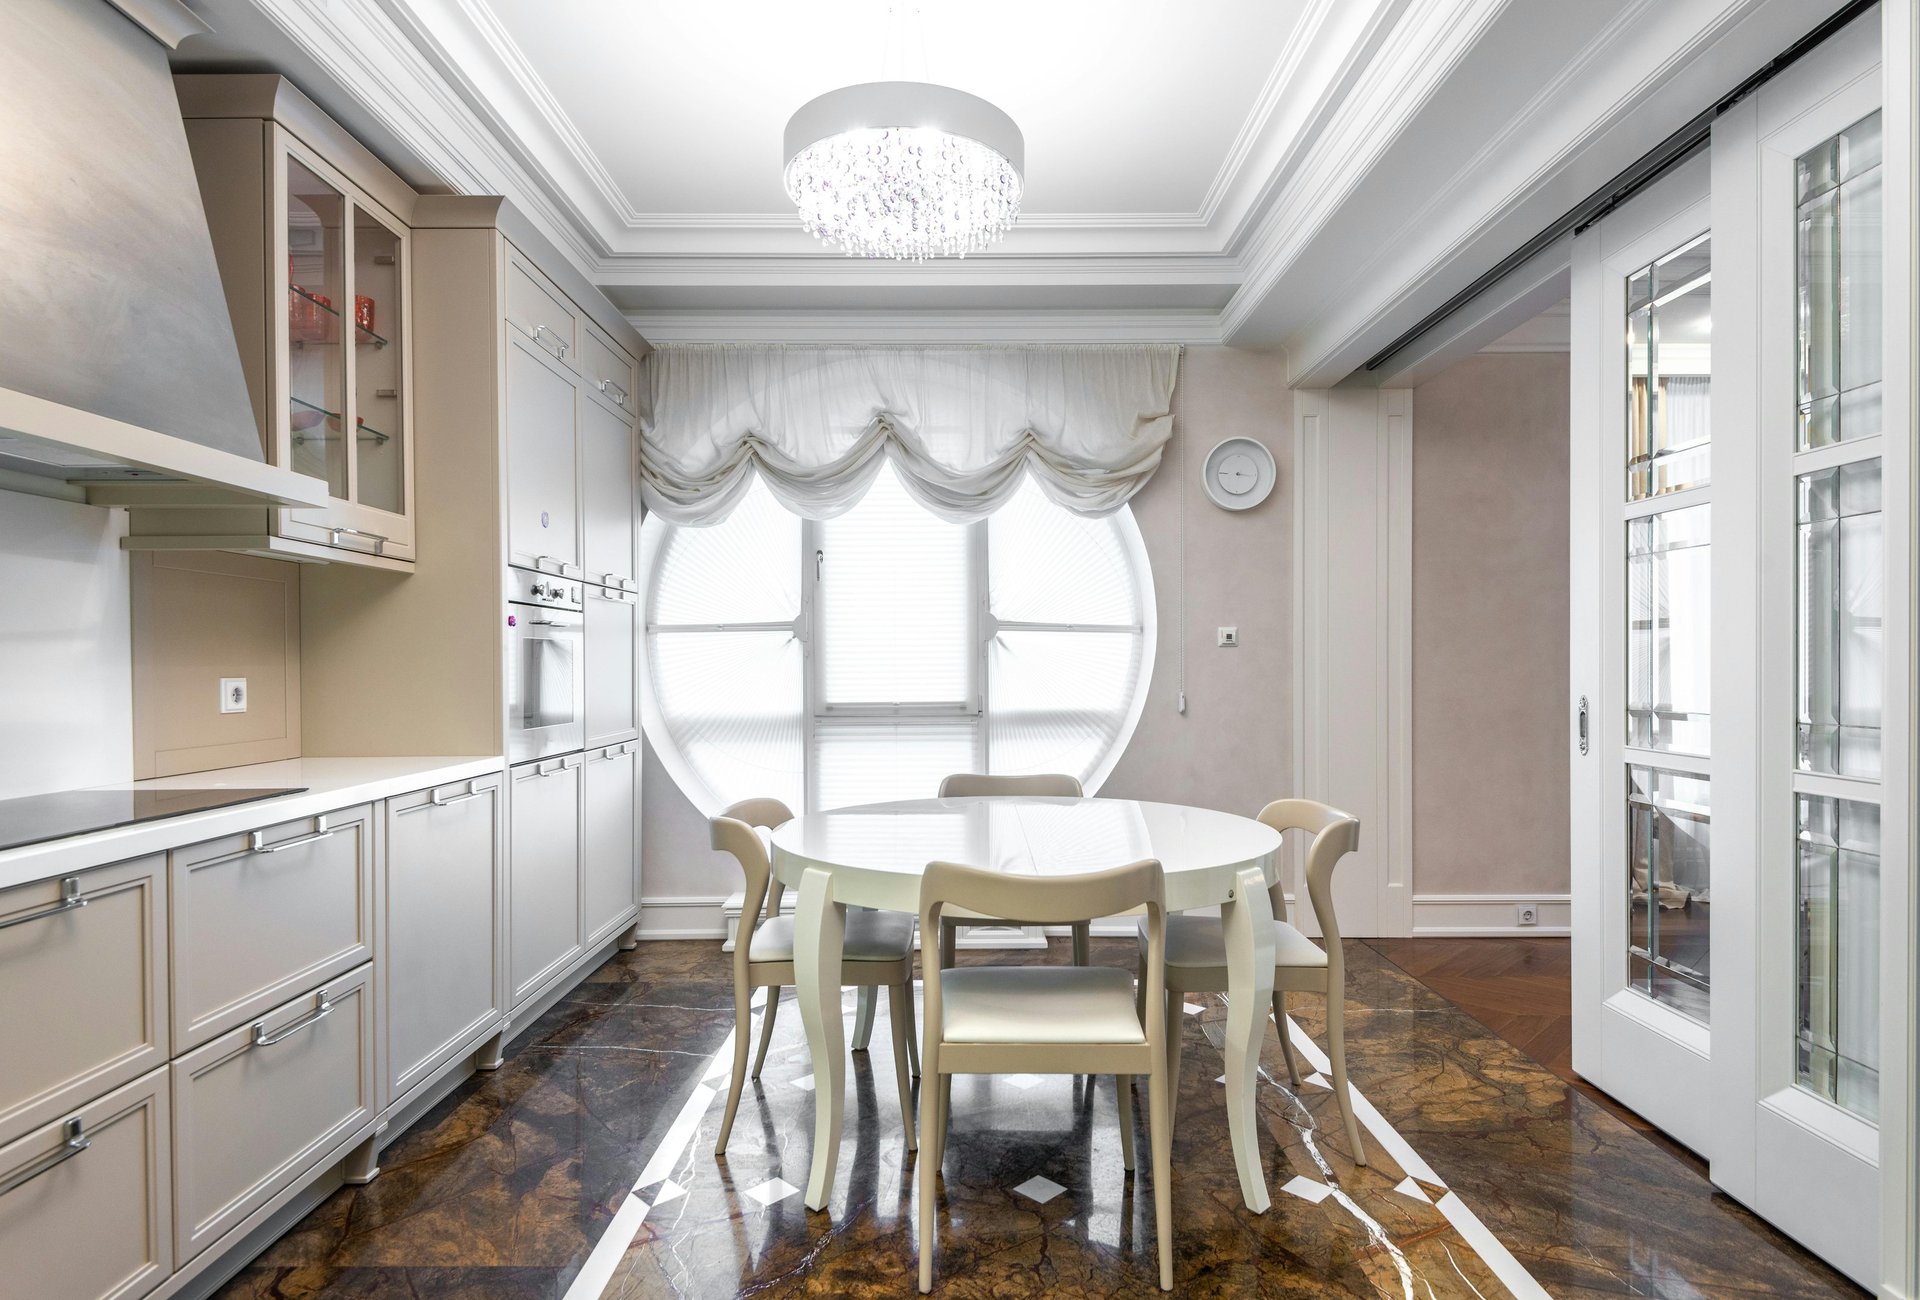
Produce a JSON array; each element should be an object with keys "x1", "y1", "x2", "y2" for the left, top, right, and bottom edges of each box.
[{"x1": 1201, "y1": 436, "x2": 1276, "y2": 510}]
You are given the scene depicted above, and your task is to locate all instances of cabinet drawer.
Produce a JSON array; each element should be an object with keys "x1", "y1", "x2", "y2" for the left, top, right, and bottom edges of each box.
[
  {"x1": 171, "y1": 805, "x2": 373, "y2": 1052},
  {"x1": 0, "y1": 858, "x2": 168, "y2": 1149},
  {"x1": 584, "y1": 583, "x2": 639, "y2": 748},
  {"x1": 383, "y1": 777, "x2": 504, "y2": 1108},
  {"x1": 171, "y1": 964, "x2": 374, "y2": 1263},
  {"x1": 0, "y1": 1067, "x2": 172, "y2": 1300},
  {"x1": 577, "y1": 321, "x2": 636, "y2": 416},
  {"x1": 506, "y1": 253, "x2": 576, "y2": 371}
]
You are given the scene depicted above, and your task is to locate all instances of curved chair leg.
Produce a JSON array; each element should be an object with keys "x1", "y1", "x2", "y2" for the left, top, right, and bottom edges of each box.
[
  {"x1": 939, "y1": 919, "x2": 958, "y2": 969},
  {"x1": 889, "y1": 983, "x2": 917, "y2": 1152},
  {"x1": 1071, "y1": 921, "x2": 1091, "y2": 966},
  {"x1": 1115, "y1": 1074, "x2": 1137, "y2": 1171},
  {"x1": 1163, "y1": 989, "x2": 1185, "y2": 1132},
  {"x1": 853, "y1": 983, "x2": 877, "y2": 1051},
  {"x1": 714, "y1": 985, "x2": 753, "y2": 1155},
  {"x1": 903, "y1": 980, "x2": 921, "y2": 1078},
  {"x1": 940, "y1": 1074, "x2": 953, "y2": 1149},
  {"x1": 1326, "y1": 990, "x2": 1368, "y2": 1166},
  {"x1": 1271, "y1": 991, "x2": 1302, "y2": 1086},
  {"x1": 1148, "y1": 1052, "x2": 1174, "y2": 1290},
  {"x1": 917, "y1": 1051, "x2": 941, "y2": 1293},
  {"x1": 750, "y1": 985, "x2": 781, "y2": 1080}
]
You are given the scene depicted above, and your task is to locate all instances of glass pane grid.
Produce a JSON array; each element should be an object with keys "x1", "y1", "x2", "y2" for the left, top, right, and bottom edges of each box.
[
  {"x1": 1797, "y1": 113, "x2": 1883, "y2": 450},
  {"x1": 1626, "y1": 765, "x2": 1712, "y2": 1024},
  {"x1": 1626, "y1": 505, "x2": 1711, "y2": 754},
  {"x1": 1626, "y1": 233, "x2": 1712, "y2": 500},
  {"x1": 1796, "y1": 459, "x2": 1883, "y2": 778},
  {"x1": 1795, "y1": 794, "x2": 1880, "y2": 1120}
]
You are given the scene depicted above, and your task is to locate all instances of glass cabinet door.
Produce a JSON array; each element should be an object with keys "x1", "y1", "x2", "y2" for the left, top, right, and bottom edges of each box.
[
  {"x1": 285, "y1": 157, "x2": 347, "y2": 498},
  {"x1": 351, "y1": 202, "x2": 406, "y2": 520}
]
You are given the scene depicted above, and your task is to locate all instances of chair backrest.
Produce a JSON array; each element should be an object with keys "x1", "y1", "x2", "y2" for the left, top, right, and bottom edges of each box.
[
  {"x1": 1256, "y1": 798, "x2": 1360, "y2": 965},
  {"x1": 918, "y1": 858, "x2": 1166, "y2": 1046},
  {"x1": 938, "y1": 772, "x2": 1083, "y2": 798},
  {"x1": 710, "y1": 797, "x2": 795, "y2": 975}
]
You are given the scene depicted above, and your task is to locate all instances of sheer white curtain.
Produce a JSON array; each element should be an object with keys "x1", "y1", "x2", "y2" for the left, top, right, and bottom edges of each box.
[{"x1": 639, "y1": 344, "x2": 1181, "y2": 523}]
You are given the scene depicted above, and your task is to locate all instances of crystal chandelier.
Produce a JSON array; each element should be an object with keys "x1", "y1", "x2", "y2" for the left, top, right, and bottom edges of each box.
[{"x1": 783, "y1": 81, "x2": 1025, "y2": 261}]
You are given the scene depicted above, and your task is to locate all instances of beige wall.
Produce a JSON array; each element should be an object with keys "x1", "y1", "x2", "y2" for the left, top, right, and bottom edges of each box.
[
  {"x1": 638, "y1": 345, "x2": 1293, "y2": 927},
  {"x1": 1410, "y1": 351, "x2": 1570, "y2": 897}
]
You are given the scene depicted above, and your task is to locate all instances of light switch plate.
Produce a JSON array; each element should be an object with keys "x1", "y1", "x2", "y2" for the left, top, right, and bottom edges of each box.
[
  {"x1": 1217, "y1": 627, "x2": 1239, "y2": 647},
  {"x1": 219, "y1": 678, "x2": 248, "y2": 714}
]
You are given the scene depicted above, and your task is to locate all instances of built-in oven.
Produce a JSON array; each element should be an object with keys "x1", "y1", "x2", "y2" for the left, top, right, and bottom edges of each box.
[{"x1": 506, "y1": 566, "x2": 584, "y2": 763}]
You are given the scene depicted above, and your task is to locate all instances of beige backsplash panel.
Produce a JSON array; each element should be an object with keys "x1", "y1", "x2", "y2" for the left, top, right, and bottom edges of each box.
[{"x1": 131, "y1": 551, "x2": 301, "y2": 777}]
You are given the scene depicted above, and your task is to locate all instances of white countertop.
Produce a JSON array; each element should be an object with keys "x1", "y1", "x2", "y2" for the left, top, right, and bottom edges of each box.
[{"x1": 0, "y1": 756, "x2": 504, "y2": 892}]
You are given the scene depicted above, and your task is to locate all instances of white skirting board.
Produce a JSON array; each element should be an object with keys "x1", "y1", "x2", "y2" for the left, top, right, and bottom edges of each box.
[{"x1": 1409, "y1": 893, "x2": 1572, "y2": 936}]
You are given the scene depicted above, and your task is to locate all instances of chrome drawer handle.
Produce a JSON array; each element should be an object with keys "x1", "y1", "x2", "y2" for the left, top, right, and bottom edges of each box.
[
  {"x1": 328, "y1": 527, "x2": 387, "y2": 555},
  {"x1": 249, "y1": 817, "x2": 332, "y2": 854},
  {"x1": 394, "y1": 786, "x2": 482, "y2": 817},
  {"x1": 0, "y1": 1118, "x2": 89, "y2": 1195},
  {"x1": 532, "y1": 323, "x2": 568, "y2": 360},
  {"x1": 598, "y1": 378, "x2": 628, "y2": 406},
  {"x1": 532, "y1": 555, "x2": 577, "y2": 578},
  {"x1": 0, "y1": 877, "x2": 87, "y2": 932},
  {"x1": 253, "y1": 992, "x2": 333, "y2": 1047}
]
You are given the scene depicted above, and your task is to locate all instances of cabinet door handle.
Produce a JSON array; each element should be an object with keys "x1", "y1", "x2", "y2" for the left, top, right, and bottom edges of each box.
[
  {"x1": 533, "y1": 555, "x2": 577, "y2": 578},
  {"x1": 532, "y1": 323, "x2": 569, "y2": 361},
  {"x1": 0, "y1": 1118, "x2": 89, "y2": 1196},
  {"x1": 0, "y1": 877, "x2": 87, "y2": 932},
  {"x1": 249, "y1": 817, "x2": 333, "y2": 854},
  {"x1": 328, "y1": 527, "x2": 387, "y2": 555},
  {"x1": 395, "y1": 787, "x2": 482, "y2": 817},
  {"x1": 252, "y1": 992, "x2": 333, "y2": 1047},
  {"x1": 598, "y1": 378, "x2": 628, "y2": 407}
]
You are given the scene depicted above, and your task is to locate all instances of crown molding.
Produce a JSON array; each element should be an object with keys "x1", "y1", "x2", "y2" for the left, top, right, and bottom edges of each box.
[{"x1": 623, "y1": 309, "x2": 1229, "y2": 346}]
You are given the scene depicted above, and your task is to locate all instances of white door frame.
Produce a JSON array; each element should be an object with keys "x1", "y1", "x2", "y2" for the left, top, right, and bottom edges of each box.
[{"x1": 1569, "y1": 155, "x2": 1718, "y2": 1155}]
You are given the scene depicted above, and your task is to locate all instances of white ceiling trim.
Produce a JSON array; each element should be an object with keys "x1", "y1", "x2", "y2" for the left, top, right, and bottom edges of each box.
[{"x1": 622, "y1": 309, "x2": 1230, "y2": 345}]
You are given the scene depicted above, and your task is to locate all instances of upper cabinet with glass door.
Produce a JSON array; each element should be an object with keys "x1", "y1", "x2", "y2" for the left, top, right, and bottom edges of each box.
[{"x1": 146, "y1": 77, "x2": 419, "y2": 571}]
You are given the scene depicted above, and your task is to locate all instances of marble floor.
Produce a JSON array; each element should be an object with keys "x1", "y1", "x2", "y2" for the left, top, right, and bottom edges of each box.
[{"x1": 212, "y1": 938, "x2": 1862, "y2": 1298}]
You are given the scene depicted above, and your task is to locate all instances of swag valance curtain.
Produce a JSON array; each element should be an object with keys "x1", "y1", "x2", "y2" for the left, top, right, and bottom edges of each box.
[{"x1": 639, "y1": 344, "x2": 1181, "y2": 524}]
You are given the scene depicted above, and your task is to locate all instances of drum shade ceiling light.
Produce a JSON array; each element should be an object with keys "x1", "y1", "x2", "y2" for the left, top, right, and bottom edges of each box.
[{"x1": 782, "y1": 81, "x2": 1024, "y2": 261}]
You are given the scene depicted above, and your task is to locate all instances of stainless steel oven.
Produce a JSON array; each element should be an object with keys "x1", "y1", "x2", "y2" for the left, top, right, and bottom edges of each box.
[{"x1": 506, "y1": 566, "x2": 584, "y2": 763}]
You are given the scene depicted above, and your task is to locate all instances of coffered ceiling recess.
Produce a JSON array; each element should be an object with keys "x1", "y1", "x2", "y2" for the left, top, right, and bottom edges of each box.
[{"x1": 178, "y1": 0, "x2": 1857, "y2": 380}]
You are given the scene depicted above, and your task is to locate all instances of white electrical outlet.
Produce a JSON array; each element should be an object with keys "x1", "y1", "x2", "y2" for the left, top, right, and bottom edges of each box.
[
  {"x1": 1217, "y1": 627, "x2": 1239, "y2": 647},
  {"x1": 1516, "y1": 902, "x2": 1540, "y2": 927},
  {"x1": 219, "y1": 678, "x2": 248, "y2": 714}
]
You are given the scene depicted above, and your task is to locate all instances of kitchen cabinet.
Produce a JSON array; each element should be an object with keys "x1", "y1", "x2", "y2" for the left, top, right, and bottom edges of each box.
[
  {"x1": 127, "y1": 77, "x2": 421, "y2": 572},
  {"x1": 170, "y1": 964, "x2": 374, "y2": 1263},
  {"x1": 580, "y1": 395, "x2": 638, "y2": 591},
  {"x1": 0, "y1": 856, "x2": 167, "y2": 1148},
  {"x1": 0, "y1": 1068, "x2": 172, "y2": 1300},
  {"x1": 577, "y1": 319, "x2": 637, "y2": 420},
  {"x1": 580, "y1": 742, "x2": 639, "y2": 951},
  {"x1": 508, "y1": 756, "x2": 583, "y2": 1010},
  {"x1": 170, "y1": 804, "x2": 374, "y2": 1053},
  {"x1": 382, "y1": 776, "x2": 504, "y2": 1110},
  {"x1": 506, "y1": 335, "x2": 581, "y2": 577},
  {"x1": 584, "y1": 583, "x2": 639, "y2": 748}
]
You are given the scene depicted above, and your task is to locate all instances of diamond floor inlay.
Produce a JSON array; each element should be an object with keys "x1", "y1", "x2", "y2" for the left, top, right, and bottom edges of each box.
[{"x1": 1011, "y1": 1175, "x2": 1068, "y2": 1205}]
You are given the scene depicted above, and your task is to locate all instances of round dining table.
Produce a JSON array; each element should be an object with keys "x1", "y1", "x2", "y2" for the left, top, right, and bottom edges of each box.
[{"x1": 770, "y1": 795, "x2": 1286, "y2": 1214}]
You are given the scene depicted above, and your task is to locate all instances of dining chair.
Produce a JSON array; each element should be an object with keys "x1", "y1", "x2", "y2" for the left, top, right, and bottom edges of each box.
[
  {"x1": 917, "y1": 857, "x2": 1173, "y2": 1292},
  {"x1": 1136, "y1": 798, "x2": 1367, "y2": 1166},
  {"x1": 710, "y1": 797, "x2": 920, "y2": 1157},
  {"x1": 934, "y1": 773, "x2": 1091, "y2": 967}
]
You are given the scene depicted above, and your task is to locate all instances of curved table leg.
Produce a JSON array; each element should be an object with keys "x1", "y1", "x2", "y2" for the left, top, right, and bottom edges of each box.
[
  {"x1": 794, "y1": 865, "x2": 847, "y2": 1212},
  {"x1": 1221, "y1": 864, "x2": 1277, "y2": 1213}
]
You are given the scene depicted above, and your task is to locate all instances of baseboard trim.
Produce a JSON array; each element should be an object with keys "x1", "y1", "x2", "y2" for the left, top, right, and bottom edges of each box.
[{"x1": 1411, "y1": 892, "x2": 1572, "y2": 937}]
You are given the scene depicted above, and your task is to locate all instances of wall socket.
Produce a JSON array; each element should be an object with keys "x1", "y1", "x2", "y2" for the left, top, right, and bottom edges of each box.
[
  {"x1": 219, "y1": 678, "x2": 248, "y2": 714},
  {"x1": 1217, "y1": 627, "x2": 1239, "y2": 647},
  {"x1": 1516, "y1": 902, "x2": 1540, "y2": 927}
]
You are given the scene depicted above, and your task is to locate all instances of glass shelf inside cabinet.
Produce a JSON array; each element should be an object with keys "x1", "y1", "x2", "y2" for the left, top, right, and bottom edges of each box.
[
  {"x1": 288, "y1": 397, "x2": 390, "y2": 448},
  {"x1": 288, "y1": 286, "x2": 389, "y2": 349}
]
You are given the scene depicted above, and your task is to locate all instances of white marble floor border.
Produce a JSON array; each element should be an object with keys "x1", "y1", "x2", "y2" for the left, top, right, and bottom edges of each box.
[{"x1": 560, "y1": 986, "x2": 1549, "y2": 1300}]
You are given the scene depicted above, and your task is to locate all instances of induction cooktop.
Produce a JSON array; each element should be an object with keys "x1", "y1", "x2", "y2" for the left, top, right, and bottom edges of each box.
[{"x1": 0, "y1": 787, "x2": 307, "y2": 853}]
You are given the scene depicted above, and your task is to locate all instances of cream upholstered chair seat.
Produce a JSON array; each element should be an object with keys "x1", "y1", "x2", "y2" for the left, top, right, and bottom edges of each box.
[
  {"x1": 748, "y1": 911, "x2": 918, "y2": 965},
  {"x1": 1161, "y1": 914, "x2": 1329, "y2": 970},
  {"x1": 941, "y1": 966, "x2": 1146, "y2": 1045}
]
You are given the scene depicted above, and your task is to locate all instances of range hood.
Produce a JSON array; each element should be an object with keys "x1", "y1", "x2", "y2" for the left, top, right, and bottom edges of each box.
[{"x1": 0, "y1": 0, "x2": 326, "y2": 509}]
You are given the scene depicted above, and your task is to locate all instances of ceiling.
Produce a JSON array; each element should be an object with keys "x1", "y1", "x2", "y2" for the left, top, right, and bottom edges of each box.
[{"x1": 176, "y1": 0, "x2": 1858, "y2": 380}]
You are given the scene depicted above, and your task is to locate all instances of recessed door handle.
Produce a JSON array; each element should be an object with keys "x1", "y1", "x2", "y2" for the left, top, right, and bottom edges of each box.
[{"x1": 1577, "y1": 695, "x2": 1590, "y2": 756}]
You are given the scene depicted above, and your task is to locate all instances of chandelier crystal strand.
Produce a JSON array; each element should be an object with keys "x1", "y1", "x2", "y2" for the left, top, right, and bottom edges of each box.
[{"x1": 782, "y1": 84, "x2": 1025, "y2": 262}]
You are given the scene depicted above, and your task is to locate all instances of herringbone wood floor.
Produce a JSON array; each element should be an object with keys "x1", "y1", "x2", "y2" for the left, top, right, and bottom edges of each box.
[{"x1": 1365, "y1": 936, "x2": 1705, "y2": 1175}]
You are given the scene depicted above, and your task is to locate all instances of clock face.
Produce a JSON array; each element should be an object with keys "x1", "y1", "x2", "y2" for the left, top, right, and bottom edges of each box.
[{"x1": 1201, "y1": 437, "x2": 1275, "y2": 510}]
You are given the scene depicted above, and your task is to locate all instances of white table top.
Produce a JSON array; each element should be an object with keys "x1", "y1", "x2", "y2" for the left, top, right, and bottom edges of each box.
[{"x1": 770, "y1": 796, "x2": 1283, "y2": 913}]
